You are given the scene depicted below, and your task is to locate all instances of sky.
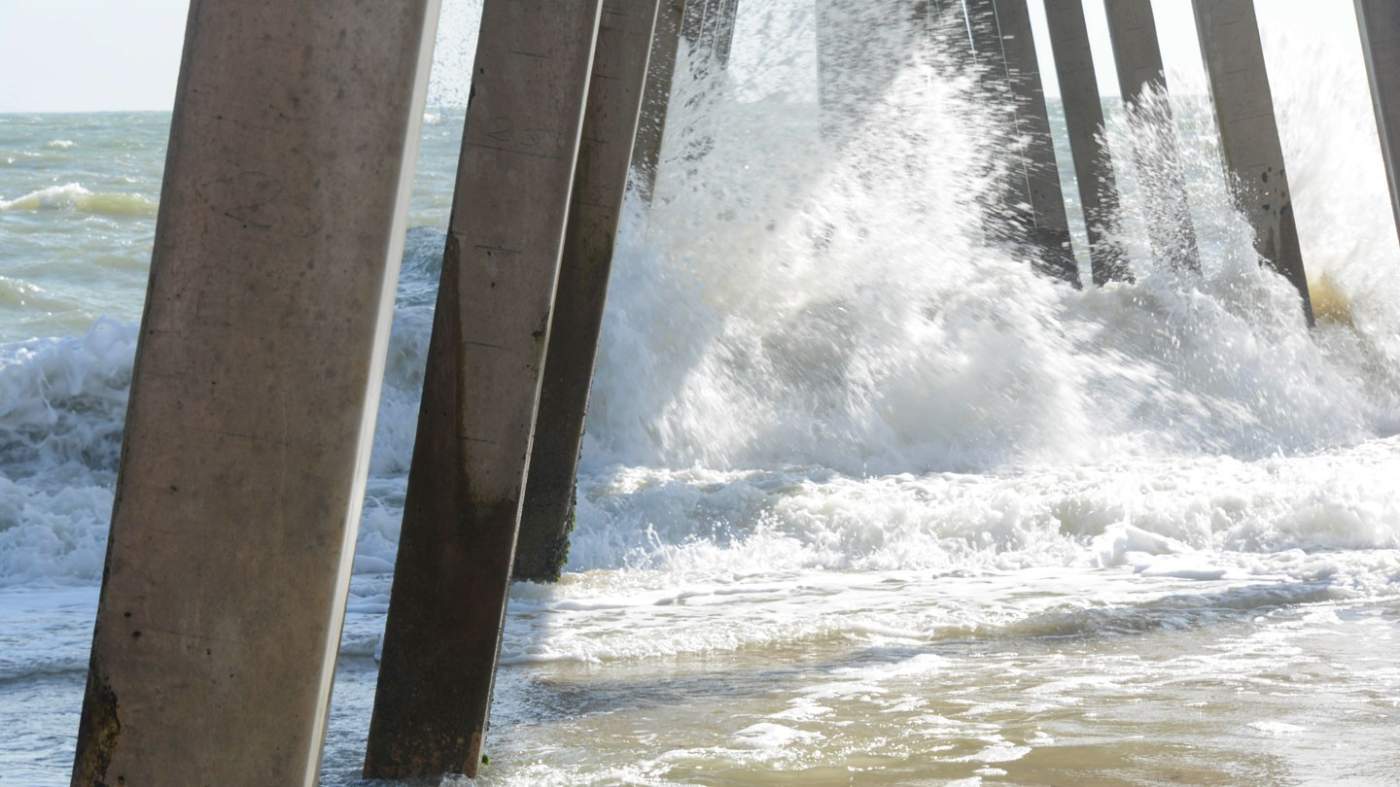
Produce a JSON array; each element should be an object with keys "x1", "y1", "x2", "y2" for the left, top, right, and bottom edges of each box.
[
  {"x1": 0, "y1": 0, "x2": 189, "y2": 112},
  {"x1": 0, "y1": 0, "x2": 1366, "y2": 112}
]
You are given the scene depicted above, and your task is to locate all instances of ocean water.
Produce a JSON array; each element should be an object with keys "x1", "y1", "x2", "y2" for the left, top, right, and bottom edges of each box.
[{"x1": 4, "y1": 2, "x2": 1400, "y2": 785}]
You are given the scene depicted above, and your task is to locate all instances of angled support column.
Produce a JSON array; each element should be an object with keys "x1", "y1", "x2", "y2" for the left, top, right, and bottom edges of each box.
[
  {"x1": 1103, "y1": 0, "x2": 1165, "y2": 102},
  {"x1": 1193, "y1": 0, "x2": 1313, "y2": 323},
  {"x1": 682, "y1": 0, "x2": 706, "y2": 42},
  {"x1": 685, "y1": 0, "x2": 742, "y2": 72},
  {"x1": 699, "y1": 0, "x2": 743, "y2": 66},
  {"x1": 363, "y1": 0, "x2": 602, "y2": 780},
  {"x1": 1356, "y1": 0, "x2": 1400, "y2": 248},
  {"x1": 1103, "y1": 0, "x2": 1201, "y2": 271},
  {"x1": 966, "y1": 0, "x2": 1079, "y2": 284},
  {"x1": 1045, "y1": 0, "x2": 1125, "y2": 284},
  {"x1": 634, "y1": 0, "x2": 688, "y2": 200},
  {"x1": 633, "y1": 0, "x2": 740, "y2": 202},
  {"x1": 514, "y1": 0, "x2": 663, "y2": 583},
  {"x1": 69, "y1": 1, "x2": 440, "y2": 784}
]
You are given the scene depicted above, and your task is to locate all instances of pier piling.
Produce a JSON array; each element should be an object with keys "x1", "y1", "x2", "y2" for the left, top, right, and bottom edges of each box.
[
  {"x1": 1193, "y1": 0, "x2": 1314, "y2": 323},
  {"x1": 1356, "y1": 0, "x2": 1400, "y2": 249},
  {"x1": 1045, "y1": 0, "x2": 1125, "y2": 284},
  {"x1": 633, "y1": 0, "x2": 740, "y2": 202},
  {"x1": 689, "y1": 0, "x2": 742, "y2": 69},
  {"x1": 362, "y1": 0, "x2": 602, "y2": 779},
  {"x1": 635, "y1": 0, "x2": 688, "y2": 201},
  {"x1": 514, "y1": 0, "x2": 663, "y2": 583},
  {"x1": 966, "y1": 0, "x2": 1078, "y2": 284},
  {"x1": 69, "y1": 1, "x2": 440, "y2": 784},
  {"x1": 1102, "y1": 0, "x2": 1202, "y2": 271}
]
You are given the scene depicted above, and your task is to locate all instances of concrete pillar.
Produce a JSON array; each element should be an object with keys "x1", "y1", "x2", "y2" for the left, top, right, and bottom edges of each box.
[
  {"x1": 685, "y1": 0, "x2": 741, "y2": 71},
  {"x1": 632, "y1": 0, "x2": 739, "y2": 202},
  {"x1": 721, "y1": 0, "x2": 745, "y2": 63},
  {"x1": 514, "y1": 0, "x2": 663, "y2": 583},
  {"x1": 362, "y1": 0, "x2": 602, "y2": 780},
  {"x1": 68, "y1": 1, "x2": 440, "y2": 785},
  {"x1": 1103, "y1": 0, "x2": 1164, "y2": 102},
  {"x1": 1102, "y1": 0, "x2": 1201, "y2": 271},
  {"x1": 634, "y1": 0, "x2": 687, "y2": 200},
  {"x1": 1045, "y1": 0, "x2": 1125, "y2": 285},
  {"x1": 1193, "y1": 0, "x2": 1314, "y2": 323},
  {"x1": 966, "y1": 0, "x2": 1079, "y2": 284},
  {"x1": 1356, "y1": 0, "x2": 1400, "y2": 248}
]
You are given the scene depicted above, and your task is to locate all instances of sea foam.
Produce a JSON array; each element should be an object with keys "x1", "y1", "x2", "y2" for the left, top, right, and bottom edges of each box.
[{"x1": 0, "y1": 182, "x2": 157, "y2": 218}]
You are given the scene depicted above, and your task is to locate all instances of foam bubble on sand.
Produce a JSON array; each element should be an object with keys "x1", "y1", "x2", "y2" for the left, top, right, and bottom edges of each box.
[
  {"x1": 733, "y1": 722, "x2": 822, "y2": 749},
  {"x1": 1093, "y1": 523, "x2": 1191, "y2": 568},
  {"x1": 1137, "y1": 559, "x2": 1229, "y2": 581},
  {"x1": 769, "y1": 698, "x2": 835, "y2": 721},
  {"x1": 955, "y1": 741, "x2": 1032, "y2": 764}
]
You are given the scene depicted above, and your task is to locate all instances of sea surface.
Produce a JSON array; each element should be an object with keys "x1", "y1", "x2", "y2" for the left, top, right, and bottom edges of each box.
[{"x1": 4, "y1": 2, "x2": 1400, "y2": 785}]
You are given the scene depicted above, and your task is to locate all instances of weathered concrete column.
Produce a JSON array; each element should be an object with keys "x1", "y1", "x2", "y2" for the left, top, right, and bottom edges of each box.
[
  {"x1": 1103, "y1": 0, "x2": 1166, "y2": 103},
  {"x1": 69, "y1": 1, "x2": 440, "y2": 785},
  {"x1": 362, "y1": 0, "x2": 601, "y2": 780},
  {"x1": 514, "y1": 0, "x2": 662, "y2": 583},
  {"x1": 966, "y1": 0, "x2": 1079, "y2": 284},
  {"x1": 684, "y1": 0, "x2": 742, "y2": 71},
  {"x1": 634, "y1": 0, "x2": 688, "y2": 200},
  {"x1": 1193, "y1": 0, "x2": 1313, "y2": 323},
  {"x1": 1356, "y1": 0, "x2": 1400, "y2": 248},
  {"x1": 633, "y1": 0, "x2": 740, "y2": 201},
  {"x1": 1103, "y1": 0, "x2": 1201, "y2": 271},
  {"x1": 1045, "y1": 0, "x2": 1125, "y2": 285}
]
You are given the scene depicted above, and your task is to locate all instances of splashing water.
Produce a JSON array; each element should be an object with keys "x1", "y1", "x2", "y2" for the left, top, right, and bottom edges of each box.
[{"x1": 2, "y1": 1, "x2": 1400, "y2": 784}]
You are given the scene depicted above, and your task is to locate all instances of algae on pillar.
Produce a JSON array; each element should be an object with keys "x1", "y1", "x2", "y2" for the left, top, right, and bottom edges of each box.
[
  {"x1": 1356, "y1": 0, "x2": 1400, "y2": 248},
  {"x1": 363, "y1": 0, "x2": 602, "y2": 780},
  {"x1": 965, "y1": 0, "x2": 1079, "y2": 284},
  {"x1": 70, "y1": 1, "x2": 440, "y2": 784},
  {"x1": 514, "y1": 0, "x2": 665, "y2": 583},
  {"x1": 1102, "y1": 0, "x2": 1201, "y2": 271},
  {"x1": 1045, "y1": 0, "x2": 1125, "y2": 285},
  {"x1": 1192, "y1": 0, "x2": 1314, "y2": 323}
]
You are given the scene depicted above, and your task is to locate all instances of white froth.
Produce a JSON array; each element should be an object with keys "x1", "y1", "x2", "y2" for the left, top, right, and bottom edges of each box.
[{"x1": 1, "y1": 3, "x2": 1400, "y2": 783}]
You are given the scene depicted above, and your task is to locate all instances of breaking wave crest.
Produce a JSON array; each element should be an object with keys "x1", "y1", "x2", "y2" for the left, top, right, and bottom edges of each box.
[{"x1": 0, "y1": 183, "x2": 157, "y2": 218}]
